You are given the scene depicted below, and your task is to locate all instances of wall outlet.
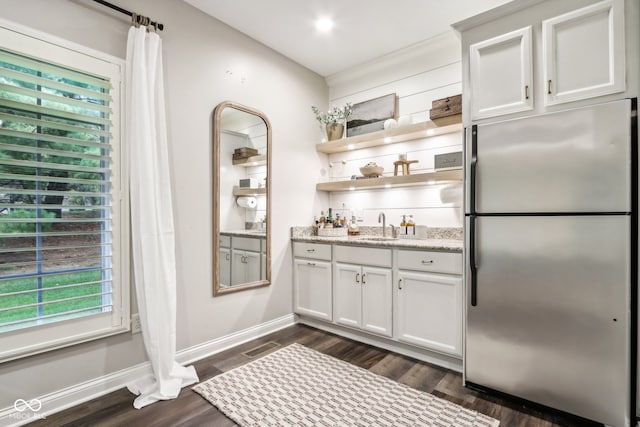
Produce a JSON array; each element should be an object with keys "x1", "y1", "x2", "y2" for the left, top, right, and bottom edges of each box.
[{"x1": 131, "y1": 313, "x2": 142, "y2": 334}]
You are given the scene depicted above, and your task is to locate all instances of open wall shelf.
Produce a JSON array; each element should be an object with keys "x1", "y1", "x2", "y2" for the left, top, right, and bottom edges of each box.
[
  {"x1": 232, "y1": 155, "x2": 267, "y2": 167},
  {"x1": 316, "y1": 169, "x2": 462, "y2": 192},
  {"x1": 316, "y1": 117, "x2": 462, "y2": 154},
  {"x1": 233, "y1": 187, "x2": 266, "y2": 196}
]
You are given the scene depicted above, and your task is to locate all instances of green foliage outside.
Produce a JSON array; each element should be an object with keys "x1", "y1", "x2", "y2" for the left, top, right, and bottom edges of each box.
[
  {"x1": 0, "y1": 270, "x2": 106, "y2": 331},
  {"x1": 0, "y1": 209, "x2": 56, "y2": 235},
  {"x1": 0, "y1": 57, "x2": 111, "y2": 328}
]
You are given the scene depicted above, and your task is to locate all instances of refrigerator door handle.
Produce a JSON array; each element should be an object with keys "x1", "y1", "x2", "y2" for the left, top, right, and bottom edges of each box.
[
  {"x1": 470, "y1": 215, "x2": 477, "y2": 306},
  {"x1": 470, "y1": 125, "x2": 477, "y2": 214}
]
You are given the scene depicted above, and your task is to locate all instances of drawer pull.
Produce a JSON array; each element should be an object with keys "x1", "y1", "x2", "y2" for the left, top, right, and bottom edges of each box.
[
  {"x1": 306, "y1": 249, "x2": 316, "y2": 252},
  {"x1": 307, "y1": 262, "x2": 316, "y2": 267},
  {"x1": 421, "y1": 260, "x2": 434, "y2": 265},
  {"x1": 398, "y1": 278, "x2": 403, "y2": 290}
]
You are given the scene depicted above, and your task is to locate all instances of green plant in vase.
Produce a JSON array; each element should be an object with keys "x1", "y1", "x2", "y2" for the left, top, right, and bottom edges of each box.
[{"x1": 311, "y1": 103, "x2": 352, "y2": 141}]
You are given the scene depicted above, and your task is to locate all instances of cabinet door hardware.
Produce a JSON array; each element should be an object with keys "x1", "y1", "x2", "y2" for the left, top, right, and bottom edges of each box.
[
  {"x1": 547, "y1": 79, "x2": 552, "y2": 94},
  {"x1": 307, "y1": 262, "x2": 316, "y2": 267},
  {"x1": 306, "y1": 249, "x2": 315, "y2": 252},
  {"x1": 355, "y1": 273, "x2": 360, "y2": 284},
  {"x1": 525, "y1": 85, "x2": 529, "y2": 99},
  {"x1": 398, "y1": 278, "x2": 403, "y2": 290},
  {"x1": 225, "y1": 253, "x2": 230, "y2": 261},
  {"x1": 362, "y1": 274, "x2": 366, "y2": 285},
  {"x1": 421, "y1": 260, "x2": 434, "y2": 265}
]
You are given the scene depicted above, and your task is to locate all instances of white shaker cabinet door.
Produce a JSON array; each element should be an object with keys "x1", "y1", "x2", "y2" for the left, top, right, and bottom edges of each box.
[
  {"x1": 361, "y1": 266, "x2": 393, "y2": 338},
  {"x1": 469, "y1": 26, "x2": 533, "y2": 120},
  {"x1": 396, "y1": 270, "x2": 462, "y2": 357},
  {"x1": 542, "y1": 0, "x2": 625, "y2": 106},
  {"x1": 333, "y1": 263, "x2": 362, "y2": 329},
  {"x1": 293, "y1": 259, "x2": 332, "y2": 321},
  {"x1": 220, "y1": 247, "x2": 231, "y2": 288}
]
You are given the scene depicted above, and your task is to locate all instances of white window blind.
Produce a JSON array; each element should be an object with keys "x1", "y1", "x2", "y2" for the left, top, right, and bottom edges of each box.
[{"x1": 0, "y1": 24, "x2": 128, "y2": 362}]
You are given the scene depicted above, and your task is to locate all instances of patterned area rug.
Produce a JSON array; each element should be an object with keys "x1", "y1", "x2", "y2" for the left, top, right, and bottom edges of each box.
[{"x1": 193, "y1": 343, "x2": 499, "y2": 427}]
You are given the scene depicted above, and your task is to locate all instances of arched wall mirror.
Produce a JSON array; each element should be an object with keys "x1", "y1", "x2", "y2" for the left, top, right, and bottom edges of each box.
[{"x1": 213, "y1": 101, "x2": 271, "y2": 296}]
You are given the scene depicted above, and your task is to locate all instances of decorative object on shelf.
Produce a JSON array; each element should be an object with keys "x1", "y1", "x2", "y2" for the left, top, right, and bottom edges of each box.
[
  {"x1": 434, "y1": 151, "x2": 463, "y2": 170},
  {"x1": 393, "y1": 159, "x2": 419, "y2": 176},
  {"x1": 383, "y1": 118, "x2": 397, "y2": 130},
  {"x1": 232, "y1": 146, "x2": 258, "y2": 160},
  {"x1": 429, "y1": 94, "x2": 462, "y2": 121},
  {"x1": 347, "y1": 93, "x2": 397, "y2": 137},
  {"x1": 311, "y1": 103, "x2": 353, "y2": 141},
  {"x1": 359, "y1": 162, "x2": 384, "y2": 178},
  {"x1": 325, "y1": 123, "x2": 344, "y2": 141}
]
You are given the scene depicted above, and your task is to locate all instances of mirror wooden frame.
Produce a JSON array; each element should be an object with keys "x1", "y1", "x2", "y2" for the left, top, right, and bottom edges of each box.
[{"x1": 212, "y1": 101, "x2": 271, "y2": 296}]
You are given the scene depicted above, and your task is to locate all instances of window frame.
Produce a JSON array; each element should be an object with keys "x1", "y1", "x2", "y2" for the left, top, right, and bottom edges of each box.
[{"x1": 0, "y1": 18, "x2": 130, "y2": 363}]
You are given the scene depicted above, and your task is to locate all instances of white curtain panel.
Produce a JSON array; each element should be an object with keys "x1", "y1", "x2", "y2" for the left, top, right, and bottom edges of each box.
[{"x1": 125, "y1": 25, "x2": 199, "y2": 409}]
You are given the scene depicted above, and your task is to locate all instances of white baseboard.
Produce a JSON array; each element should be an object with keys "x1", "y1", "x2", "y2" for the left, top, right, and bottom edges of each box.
[{"x1": 0, "y1": 314, "x2": 295, "y2": 427}]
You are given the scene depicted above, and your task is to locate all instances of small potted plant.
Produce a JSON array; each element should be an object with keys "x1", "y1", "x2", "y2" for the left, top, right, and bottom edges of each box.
[{"x1": 311, "y1": 103, "x2": 352, "y2": 141}]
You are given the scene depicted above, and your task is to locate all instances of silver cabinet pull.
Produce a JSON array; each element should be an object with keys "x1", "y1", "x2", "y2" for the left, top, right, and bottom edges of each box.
[
  {"x1": 307, "y1": 262, "x2": 316, "y2": 267},
  {"x1": 355, "y1": 273, "x2": 360, "y2": 284},
  {"x1": 547, "y1": 79, "x2": 552, "y2": 95},
  {"x1": 225, "y1": 253, "x2": 230, "y2": 261},
  {"x1": 306, "y1": 249, "x2": 315, "y2": 252},
  {"x1": 362, "y1": 274, "x2": 366, "y2": 285},
  {"x1": 421, "y1": 260, "x2": 434, "y2": 265},
  {"x1": 525, "y1": 85, "x2": 529, "y2": 99},
  {"x1": 398, "y1": 278, "x2": 403, "y2": 290}
]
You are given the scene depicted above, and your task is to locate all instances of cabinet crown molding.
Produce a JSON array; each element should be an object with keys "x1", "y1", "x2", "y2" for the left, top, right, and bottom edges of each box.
[{"x1": 452, "y1": 0, "x2": 546, "y2": 32}]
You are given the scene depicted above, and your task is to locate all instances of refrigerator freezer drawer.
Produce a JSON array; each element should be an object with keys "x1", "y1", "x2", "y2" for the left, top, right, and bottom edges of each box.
[
  {"x1": 468, "y1": 99, "x2": 631, "y2": 214},
  {"x1": 465, "y1": 215, "x2": 630, "y2": 426}
]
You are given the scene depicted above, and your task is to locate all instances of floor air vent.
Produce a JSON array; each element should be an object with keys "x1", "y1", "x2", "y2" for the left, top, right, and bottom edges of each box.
[{"x1": 242, "y1": 341, "x2": 281, "y2": 358}]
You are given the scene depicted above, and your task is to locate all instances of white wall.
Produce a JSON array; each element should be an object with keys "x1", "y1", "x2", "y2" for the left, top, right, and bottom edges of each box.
[
  {"x1": 324, "y1": 32, "x2": 464, "y2": 228},
  {"x1": 0, "y1": 0, "x2": 327, "y2": 411}
]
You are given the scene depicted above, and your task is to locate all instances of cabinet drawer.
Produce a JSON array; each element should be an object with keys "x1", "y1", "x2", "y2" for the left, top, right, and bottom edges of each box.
[
  {"x1": 232, "y1": 236, "x2": 261, "y2": 252},
  {"x1": 334, "y1": 245, "x2": 391, "y2": 268},
  {"x1": 397, "y1": 250, "x2": 462, "y2": 274},
  {"x1": 293, "y1": 242, "x2": 332, "y2": 260},
  {"x1": 219, "y1": 234, "x2": 231, "y2": 248}
]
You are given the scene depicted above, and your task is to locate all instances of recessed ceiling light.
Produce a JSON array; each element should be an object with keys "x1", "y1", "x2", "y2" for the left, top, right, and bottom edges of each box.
[{"x1": 316, "y1": 17, "x2": 334, "y2": 32}]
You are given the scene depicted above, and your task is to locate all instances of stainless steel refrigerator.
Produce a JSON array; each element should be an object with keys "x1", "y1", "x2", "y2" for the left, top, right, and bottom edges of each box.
[{"x1": 464, "y1": 98, "x2": 637, "y2": 427}]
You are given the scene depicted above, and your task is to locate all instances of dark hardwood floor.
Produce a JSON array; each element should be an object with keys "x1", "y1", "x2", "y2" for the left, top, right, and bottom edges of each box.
[{"x1": 29, "y1": 324, "x2": 597, "y2": 426}]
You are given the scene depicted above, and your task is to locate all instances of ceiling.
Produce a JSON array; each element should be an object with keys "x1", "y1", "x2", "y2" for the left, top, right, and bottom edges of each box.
[{"x1": 184, "y1": 0, "x2": 511, "y2": 77}]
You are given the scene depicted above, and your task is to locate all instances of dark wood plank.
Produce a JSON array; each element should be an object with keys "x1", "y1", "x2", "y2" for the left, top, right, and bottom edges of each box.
[{"x1": 27, "y1": 324, "x2": 599, "y2": 427}]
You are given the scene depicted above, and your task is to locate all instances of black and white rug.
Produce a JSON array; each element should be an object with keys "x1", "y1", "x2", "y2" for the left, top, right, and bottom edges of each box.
[{"x1": 193, "y1": 343, "x2": 499, "y2": 427}]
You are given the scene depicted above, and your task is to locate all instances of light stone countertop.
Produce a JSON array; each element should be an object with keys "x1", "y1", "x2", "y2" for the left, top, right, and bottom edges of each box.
[
  {"x1": 291, "y1": 226, "x2": 463, "y2": 252},
  {"x1": 221, "y1": 230, "x2": 266, "y2": 238}
]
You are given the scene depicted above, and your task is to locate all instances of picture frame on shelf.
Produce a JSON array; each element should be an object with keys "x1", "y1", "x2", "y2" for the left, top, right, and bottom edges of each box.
[{"x1": 346, "y1": 93, "x2": 397, "y2": 137}]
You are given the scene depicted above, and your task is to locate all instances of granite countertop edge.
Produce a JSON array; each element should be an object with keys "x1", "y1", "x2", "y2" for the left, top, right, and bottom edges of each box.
[{"x1": 290, "y1": 226, "x2": 463, "y2": 252}]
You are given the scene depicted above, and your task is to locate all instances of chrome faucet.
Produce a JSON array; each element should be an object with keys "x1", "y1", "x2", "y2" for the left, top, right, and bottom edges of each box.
[{"x1": 378, "y1": 212, "x2": 386, "y2": 237}]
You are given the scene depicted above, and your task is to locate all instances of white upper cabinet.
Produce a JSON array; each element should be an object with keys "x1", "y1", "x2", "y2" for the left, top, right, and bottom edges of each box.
[
  {"x1": 457, "y1": 0, "x2": 632, "y2": 123},
  {"x1": 470, "y1": 26, "x2": 533, "y2": 120},
  {"x1": 542, "y1": 0, "x2": 625, "y2": 106}
]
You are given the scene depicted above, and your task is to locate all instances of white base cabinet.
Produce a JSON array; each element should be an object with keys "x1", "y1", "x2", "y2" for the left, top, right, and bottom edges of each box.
[
  {"x1": 396, "y1": 271, "x2": 462, "y2": 357},
  {"x1": 293, "y1": 242, "x2": 333, "y2": 321},
  {"x1": 293, "y1": 240, "x2": 463, "y2": 362},
  {"x1": 334, "y1": 263, "x2": 392, "y2": 337}
]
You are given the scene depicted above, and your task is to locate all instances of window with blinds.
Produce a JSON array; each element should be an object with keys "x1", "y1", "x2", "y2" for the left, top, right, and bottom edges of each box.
[{"x1": 0, "y1": 25, "x2": 128, "y2": 361}]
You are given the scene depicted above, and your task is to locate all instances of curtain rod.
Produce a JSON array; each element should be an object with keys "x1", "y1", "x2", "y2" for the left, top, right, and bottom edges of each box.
[{"x1": 92, "y1": 0, "x2": 164, "y2": 31}]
